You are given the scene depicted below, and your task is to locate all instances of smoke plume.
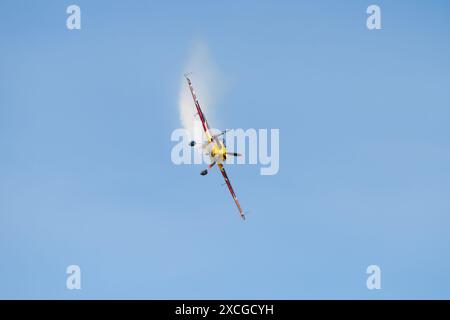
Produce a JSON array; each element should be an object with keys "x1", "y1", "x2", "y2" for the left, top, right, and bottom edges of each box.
[{"x1": 178, "y1": 41, "x2": 224, "y2": 143}]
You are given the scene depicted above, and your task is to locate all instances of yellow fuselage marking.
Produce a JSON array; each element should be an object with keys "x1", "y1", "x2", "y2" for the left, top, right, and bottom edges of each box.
[{"x1": 210, "y1": 140, "x2": 227, "y2": 164}]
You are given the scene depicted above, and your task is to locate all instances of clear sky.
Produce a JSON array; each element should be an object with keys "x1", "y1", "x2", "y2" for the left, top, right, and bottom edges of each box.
[{"x1": 1, "y1": 0, "x2": 449, "y2": 299}]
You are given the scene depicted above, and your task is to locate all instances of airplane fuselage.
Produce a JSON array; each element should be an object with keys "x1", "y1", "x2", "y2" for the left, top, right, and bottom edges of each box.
[{"x1": 209, "y1": 140, "x2": 227, "y2": 164}]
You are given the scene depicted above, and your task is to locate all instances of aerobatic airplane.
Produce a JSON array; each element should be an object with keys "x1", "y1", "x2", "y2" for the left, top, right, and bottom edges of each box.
[{"x1": 184, "y1": 74, "x2": 246, "y2": 220}]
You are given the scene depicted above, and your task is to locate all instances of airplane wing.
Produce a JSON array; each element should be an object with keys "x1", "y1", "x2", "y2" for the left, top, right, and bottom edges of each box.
[
  {"x1": 217, "y1": 163, "x2": 245, "y2": 220},
  {"x1": 185, "y1": 75, "x2": 213, "y2": 143}
]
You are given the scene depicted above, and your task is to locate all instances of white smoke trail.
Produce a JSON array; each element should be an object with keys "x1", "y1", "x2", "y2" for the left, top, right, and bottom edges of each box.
[{"x1": 178, "y1": 41, "x2": 224, "y2": 144}]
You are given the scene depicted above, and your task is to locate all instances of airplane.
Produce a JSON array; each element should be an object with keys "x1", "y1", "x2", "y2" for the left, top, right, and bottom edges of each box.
[{"x1": 184, "y1": 74, "x2": 246, "y2": 220}]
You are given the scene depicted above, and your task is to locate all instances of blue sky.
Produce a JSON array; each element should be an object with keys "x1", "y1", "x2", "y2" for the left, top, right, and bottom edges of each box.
[{"x1": 1, "y1": 0, "x2": 450, "y2": 299}]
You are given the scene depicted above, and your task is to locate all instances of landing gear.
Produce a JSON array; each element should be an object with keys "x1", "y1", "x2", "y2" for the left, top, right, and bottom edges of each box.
[{"x1": 200, "y1": 161, "x2": 216, "y2": 176}]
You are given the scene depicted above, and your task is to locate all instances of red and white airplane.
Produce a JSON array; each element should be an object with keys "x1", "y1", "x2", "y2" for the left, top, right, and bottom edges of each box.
[{"x1": 184, "y1": 74, "x2": 246, "y2": 220}]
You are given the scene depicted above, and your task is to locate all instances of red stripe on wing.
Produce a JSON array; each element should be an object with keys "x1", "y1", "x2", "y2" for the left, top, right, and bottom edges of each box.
[
  {"x1": 185, "y1": 76, "x2": 212, "y2": 141},
  {"x1": 217, "y1": 164, "x2": 245, "y2": 220}
]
